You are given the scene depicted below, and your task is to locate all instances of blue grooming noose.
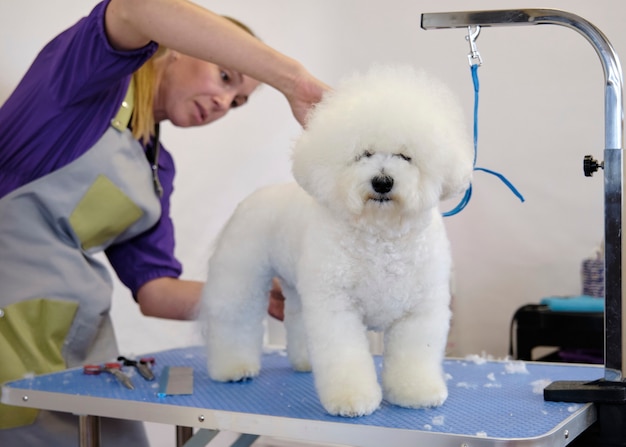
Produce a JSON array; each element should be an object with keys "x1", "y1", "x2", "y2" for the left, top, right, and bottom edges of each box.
[{"x1": 443, "y1": 27, "x2": 525, "y2": 217}]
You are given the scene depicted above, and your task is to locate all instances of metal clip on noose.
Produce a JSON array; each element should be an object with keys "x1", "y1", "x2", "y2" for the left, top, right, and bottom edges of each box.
[{"x1": 466, "y1": 25, "x2": 483, "y2": 66}]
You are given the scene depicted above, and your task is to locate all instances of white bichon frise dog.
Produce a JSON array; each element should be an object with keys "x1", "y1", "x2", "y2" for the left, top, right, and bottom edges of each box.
[{"x1": 201, "y1": 65, "x2": 473, "y2": 417}]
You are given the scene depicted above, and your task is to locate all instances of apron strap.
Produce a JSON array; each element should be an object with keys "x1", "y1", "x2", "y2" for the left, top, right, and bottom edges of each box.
[{"x1": 110, "y1": 79, "x2": 135, "y2": 132}]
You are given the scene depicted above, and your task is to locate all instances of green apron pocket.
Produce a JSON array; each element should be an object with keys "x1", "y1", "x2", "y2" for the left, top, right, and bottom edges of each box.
[
  {"x1": 69, "y1": 174, "x2": 144, "y2": 250},
  {"x1": 0, "y1": 298, "x2": 78, "y2": 429}
]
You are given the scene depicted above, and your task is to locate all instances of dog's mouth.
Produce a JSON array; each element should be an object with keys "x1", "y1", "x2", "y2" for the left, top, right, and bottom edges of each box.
[{"x1": 368, "y1": 194, "x2": 392, "y2": 203}]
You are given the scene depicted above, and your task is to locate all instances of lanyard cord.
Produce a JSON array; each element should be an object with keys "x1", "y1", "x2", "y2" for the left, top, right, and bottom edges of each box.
[
  {"x1": 147, "y1": 123, "x2": 164, "y2": 198},
  {"x1": 443, "y1": 63, "x2": 525, "y2": 217}
]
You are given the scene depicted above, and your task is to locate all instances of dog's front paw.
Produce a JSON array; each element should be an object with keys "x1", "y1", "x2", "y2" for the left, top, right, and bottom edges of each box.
[
  {"x1": 383, "y1": 370, "x2": 448, "y2": 408},
  {"x1": 207, "y1": 359, "x2": 260, "y2": 382},
  {"x1": 318, "y1": 381, "x2": 382, "y2": 417}
]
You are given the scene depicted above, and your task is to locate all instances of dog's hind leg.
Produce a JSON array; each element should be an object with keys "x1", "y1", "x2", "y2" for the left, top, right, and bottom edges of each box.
[{"x1": 202, "y1": 242, "x2": 274, "y2": 382}]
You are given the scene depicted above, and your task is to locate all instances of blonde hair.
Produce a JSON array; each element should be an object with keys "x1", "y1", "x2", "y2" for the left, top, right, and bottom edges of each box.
[{"x1": 130, "y1": 17, "x2": 257, "y2": 144}]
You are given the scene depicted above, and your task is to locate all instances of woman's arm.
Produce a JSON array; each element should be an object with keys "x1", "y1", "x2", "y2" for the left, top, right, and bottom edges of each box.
[
  {"x1": 137, "y1": 276, "x2": 286, "y2": 321},
  {"x1": 137, "y1": 277, "x2": 203, "y2": 320},
  {"x1": 105, "y1": 0, "x2": 329, "y2": 125}
]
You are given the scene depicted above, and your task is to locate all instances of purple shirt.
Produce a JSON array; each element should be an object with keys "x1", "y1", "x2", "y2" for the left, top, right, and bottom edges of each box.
[{"x1": 0, "y1": 0, "x2": 183, "y2": 296}]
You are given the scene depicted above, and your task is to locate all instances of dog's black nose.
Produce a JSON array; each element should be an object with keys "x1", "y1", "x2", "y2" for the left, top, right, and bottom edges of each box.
[{"x1": 371, "y1": 175, "x2": 394, "y2": 194}]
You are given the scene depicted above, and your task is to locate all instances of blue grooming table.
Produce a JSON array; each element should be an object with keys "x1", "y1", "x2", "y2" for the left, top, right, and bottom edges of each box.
[{"x1": 1, "y1": 346, "x2": 602, "y2": 447}]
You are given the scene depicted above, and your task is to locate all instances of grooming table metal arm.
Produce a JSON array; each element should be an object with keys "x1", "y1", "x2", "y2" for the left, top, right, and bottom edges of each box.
[{"x1": 421, "y1": 7, "x2": 625, "y2": 381}]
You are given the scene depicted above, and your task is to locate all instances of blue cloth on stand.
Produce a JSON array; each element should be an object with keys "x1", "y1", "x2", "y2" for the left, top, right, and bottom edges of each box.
[{"x1": 540, "y1": 295, "x2": 604, "y2": 312}]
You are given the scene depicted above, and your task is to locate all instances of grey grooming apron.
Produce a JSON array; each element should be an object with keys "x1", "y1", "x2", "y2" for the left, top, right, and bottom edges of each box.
[{"x1": 0, "y1": 94, "x2": 161, "y2": 445}]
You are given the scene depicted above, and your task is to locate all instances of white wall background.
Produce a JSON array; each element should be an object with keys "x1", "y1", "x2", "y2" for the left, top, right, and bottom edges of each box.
[{"x1": 2, "y1": 0, "x2": 624, "y2": 445}]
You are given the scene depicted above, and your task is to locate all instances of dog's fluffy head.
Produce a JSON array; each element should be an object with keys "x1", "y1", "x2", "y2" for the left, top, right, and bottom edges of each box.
[{"x1": 292, "y1": 65, "x2": 473, "y2": 222}]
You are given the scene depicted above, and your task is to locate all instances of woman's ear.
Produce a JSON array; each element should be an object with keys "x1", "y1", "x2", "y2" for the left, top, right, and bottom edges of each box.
[{"x1": 161, "y1": 49, "x2": 179, "y2": 62}]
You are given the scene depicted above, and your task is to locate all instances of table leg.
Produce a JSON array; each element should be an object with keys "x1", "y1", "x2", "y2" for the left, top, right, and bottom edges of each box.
[
  {"x1": 179, "y1": 429, "x2": 221, "y2": 447},
  {"x1": 78, "y1": 415, "x2": 101, "y2": 447},
  {"x1": 177, "y1": 426, "x2": 194, "y2": 446},
  {"x1": 231, "y1": 434, "x2": 260, "y2": 447}
]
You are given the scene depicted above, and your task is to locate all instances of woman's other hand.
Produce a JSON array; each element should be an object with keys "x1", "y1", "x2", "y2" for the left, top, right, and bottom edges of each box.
[{"x1": 268, "y1": 277, "x2": 285, "y2": 321}]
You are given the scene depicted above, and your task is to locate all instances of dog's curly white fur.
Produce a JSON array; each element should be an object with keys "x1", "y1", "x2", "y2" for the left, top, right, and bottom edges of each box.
[{"x1": 201, "y1": 65, "x2": 473, "y2": 417}]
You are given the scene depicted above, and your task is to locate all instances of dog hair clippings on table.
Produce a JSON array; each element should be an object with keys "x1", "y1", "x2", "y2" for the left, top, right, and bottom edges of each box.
[{"x1": 444, "y1": 25, "x2": 525, "y2": 217}]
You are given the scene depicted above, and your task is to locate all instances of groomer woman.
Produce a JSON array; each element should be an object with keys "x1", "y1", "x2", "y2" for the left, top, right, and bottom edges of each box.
[{"x1": 0, "y1": 0, "x2": 328, "y2": 444}]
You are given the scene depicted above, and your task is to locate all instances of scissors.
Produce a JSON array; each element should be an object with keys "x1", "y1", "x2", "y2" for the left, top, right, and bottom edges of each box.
[
  {"x1": 117, "y1": 356, "x2": 156, "y2": 381},
  {"x1": 83, "y1": 362, "x2": 134, "y2": 390}
]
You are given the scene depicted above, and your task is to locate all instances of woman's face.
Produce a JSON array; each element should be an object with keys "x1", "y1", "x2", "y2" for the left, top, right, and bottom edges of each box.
[{"x1": 154, "y1": 52, "x2": 260, "y2": 127}]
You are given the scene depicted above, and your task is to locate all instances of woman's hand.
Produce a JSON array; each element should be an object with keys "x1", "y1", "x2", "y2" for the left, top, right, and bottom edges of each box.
[
  {"x1": 285, "y1": 71, "x2": 331, "y2": 127},
  {"x1": 268, "y1": 277, "x2": 286, "y2": 321}
]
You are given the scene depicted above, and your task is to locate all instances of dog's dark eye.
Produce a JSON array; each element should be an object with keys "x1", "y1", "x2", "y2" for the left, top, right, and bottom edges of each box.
[
  {"x1": 355, "y1": 150, "x2": 374, "y2": 162},
  {"x1": 395, "y1": 153, "x2": 412, "y2": 162}
]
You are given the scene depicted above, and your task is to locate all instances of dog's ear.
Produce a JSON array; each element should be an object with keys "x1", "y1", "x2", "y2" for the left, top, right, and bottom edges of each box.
[
  {"x1": 440, "y1": 153, "x2": 473, "y2": 201},
  {"x1": 421, "y1": 77, "x2": 474, "y2": 203},
  {"x1": 291, "y1": 129, "x2": 336, "y2": 203},
  {"x1": 291, "y1": 132, "x2": 318, "y2": 195},
  {"x1": 291, "y1": 91, "x2": 346, "y2": 204}
]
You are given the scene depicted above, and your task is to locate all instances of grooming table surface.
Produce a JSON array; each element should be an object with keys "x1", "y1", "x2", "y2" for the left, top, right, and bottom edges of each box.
[{"x1": 2, "y1": 346, "x2": 602, "y2": 447}]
